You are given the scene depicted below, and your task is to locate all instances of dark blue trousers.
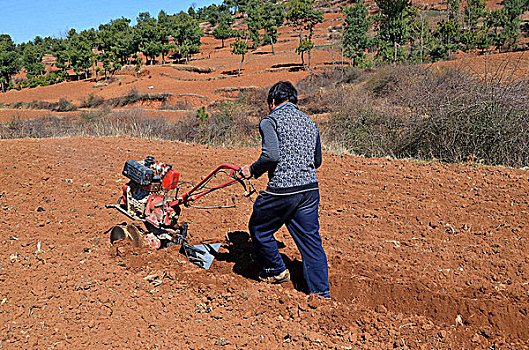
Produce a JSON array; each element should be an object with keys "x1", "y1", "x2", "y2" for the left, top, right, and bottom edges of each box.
[{"x1": 249, "y1": 189, "x2": 330, "y2": 298}]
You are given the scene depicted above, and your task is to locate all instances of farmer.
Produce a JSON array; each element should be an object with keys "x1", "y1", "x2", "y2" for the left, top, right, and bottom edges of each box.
[{"x1": 240, "y1": 81, "x2": 330, "y2": 298}]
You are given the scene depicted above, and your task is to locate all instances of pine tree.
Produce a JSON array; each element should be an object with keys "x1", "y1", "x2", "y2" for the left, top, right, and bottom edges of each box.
[
  {"x1": 263, "y1": 0, "x2": 285, "y2": 54},
  {"x1": 461, "y1": 0, "x2": 486, "y2": 51},
  {"x1": 170, "y1": 11, "x2": 203, "y2": 64},
  {"x1": 134, "y1": 12, "x2": 163, "y2": 65},
  {"x1": 66, "y1": 29, "x2": 95, "y2": 79},
  {"x1": 213, "y1": 19, "x2": 234, "y2": 48},
  {"x1": 0, "y1": 35, "x2": 20, "y2": 92},
  {"x1": 231, "y1": 32, "x2": 249, "y2": 76},
  {"x1": 21, "y1": 40, "x2": 45, "y2": 78},
  {"x1": 286, "y1": 0, "x2": 315, "y2": 44},
  {"x1": 98, "y1": 18, "x2": 135, "y2": 65},
  {"x1": 408, "y1": 6, "x2": 436, "y2": 63},
  {"x1": 500, "y1": 0, "x2": 526, "y2": 50},
  {"x1": 342, "y1": 1, "x2": 371, "y2": 66},
  {"x1": 286, "y1": 0, "x2": 322, "y2": 69},
  {"x1": 374, "y1": 0, "x2": 413, "y2": 64},
  {"x1": 158, "y1": 10, "x2": 176, "y2": 65}
]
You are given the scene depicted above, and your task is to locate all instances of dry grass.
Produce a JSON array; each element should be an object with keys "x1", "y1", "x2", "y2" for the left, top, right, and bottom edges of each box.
[{"x1": 1, "y1": 103, "x2": 259, "y2": 148}]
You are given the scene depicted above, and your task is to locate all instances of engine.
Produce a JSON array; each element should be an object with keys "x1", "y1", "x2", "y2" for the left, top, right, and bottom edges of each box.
[{"x1": 120, "y1": 156, "x2": 181, "y2": 229}]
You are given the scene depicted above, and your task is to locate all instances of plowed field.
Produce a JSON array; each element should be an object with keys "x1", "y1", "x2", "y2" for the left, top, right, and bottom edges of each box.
[{"x1": 1, "y1": 137, "x2": 528, "y2": 348}]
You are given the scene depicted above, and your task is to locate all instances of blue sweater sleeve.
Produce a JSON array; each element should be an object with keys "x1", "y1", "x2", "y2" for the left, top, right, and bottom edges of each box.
[{"x1": 249, "y1": 118, "x2": 279, "y2": 178}]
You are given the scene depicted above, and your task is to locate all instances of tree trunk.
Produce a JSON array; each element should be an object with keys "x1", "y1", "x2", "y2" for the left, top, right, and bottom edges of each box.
[
  {"x1": 299, "y1": 26, "x2": 303, "y2": 44},
  {"x1": 238, "y1": 54, "x2": 245, "y2": 76},
  {"x1": 301, "y1": 51, "x2": 306, "y2": 70},
  {"x1": 331, "y1": 46, "x2": 335, "y2": 69},
  {"x1": 394, "y1": 41, "x2": 397, "y2": 65},
  {"x1": 162, "y1": 51, "x2": 165, "y2": 65},
  {"x1": 271, "y1": 37, "x2": 275, "y2": 55},
  {"x1": 420, "y1": 15, "x2": 424, "y2": 64},
  {"x1": 222, "y1": 38, "x2": 225, "y2": 48}
]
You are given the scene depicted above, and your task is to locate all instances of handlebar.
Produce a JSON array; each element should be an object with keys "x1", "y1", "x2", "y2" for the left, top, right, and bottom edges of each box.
[{"x1": 171, "y1": 164, "x2": 248, "y2": 206}]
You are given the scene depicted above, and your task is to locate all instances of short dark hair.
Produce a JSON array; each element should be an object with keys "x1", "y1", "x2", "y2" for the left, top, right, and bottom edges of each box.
[{"x1": 267, "y1": 81, "x2": 298, "y2": 106}]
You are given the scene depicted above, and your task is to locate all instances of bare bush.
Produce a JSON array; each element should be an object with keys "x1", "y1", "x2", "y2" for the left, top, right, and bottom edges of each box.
[
  {"x1": 26, "y1": 100, "x2": 55, "y2": 110},
  {"x1": 56, "y1": 99, "x2": 77, "y2": 112},
  {"x1": 3, "y1": 64, "x2": 527, "y2": 168},
  {"x1": 324, "y1": 65, "x2": 529, "y2": 167},
  {"x1": 164, "y1": 114, "x2": 201, "y2": 142},
  {"x1": 105, "y1": 89, "x2": 172, "y2": 107},
  {"x1": 160, "y1": 100, "x2": 193, "y2": 111},
  {"x1": 80, "y1": 94, "x2": 105, "y2": 108},
  {"x1": 1, "y1": 103, "x2": 258, "y2": 148},
  {"x1": 236, "y1": 87, "x2": 269, "y2": 119},
  {"x1": 321, "y1": 87, "x2": 401, "y2": 157},
  {"x1": 296, "y1": 68, "x2": 364, "y2": 95},
  {"x1": 395, "y1": 67, "x2": 529, "y2": 167},
  {"x1": 1, "y1": 114, "x2": 71, "y2": 138},
  {"x1": 198, "y1": 101, "x2": 258, "y2": 147}
]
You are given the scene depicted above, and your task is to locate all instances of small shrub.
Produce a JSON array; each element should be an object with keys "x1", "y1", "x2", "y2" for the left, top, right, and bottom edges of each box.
[
  {"x1": 1, "y1": 115, "x2": 68, "y2": 139},
  {"x1": 80, "y1": 94, "x2": 105, "y2": 108},
  {"x1": 196, "y1": 106, "x2": 209, "y2": 122},
  {"x1": 27, "y1": 100, "x2": 54, "y2": 110},
  {"x1": 160, "y1": 100, "x2": 192, "y2": 111},
  {"x1": 296, "y1": 70, "x2": 342, "y2": 95},
  {"x1": 195, "y1": 101, "x2": 258, "y2": 147},
  {"x1": 341, "y1": 68, "x2": 363, "y2": 84},
  {"x1": 321, "y1": 87, "x2": 400, "y2": 157},
  {"x1": 122, "y1": 89, "x2": 140, "y2": 106},
  {"x1": 55, "y1": 99, "x2": 77, "y2": 112},
  {"x1": 106, "y1": 89, "x2": 171, "y2": 107},
  {"x1": 324, "y1": 64, "x2": 529, "y2": 167}
]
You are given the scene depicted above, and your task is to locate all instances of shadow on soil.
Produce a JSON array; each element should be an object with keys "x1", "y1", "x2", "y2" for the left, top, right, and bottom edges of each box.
[
  {"x1": 270, "y1": 63, "x2": 304, "y2": 72},
  {"x1": 221, "y1": 69, "x2": 241, "y2": 76},
  {"x1": 216, "y1": 231, "x2": 309, "y2": 294}
]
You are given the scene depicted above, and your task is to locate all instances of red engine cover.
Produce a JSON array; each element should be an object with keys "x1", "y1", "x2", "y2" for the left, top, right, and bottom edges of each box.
[{"x1": 162, "y1": 169, "x2": 180, "y2": 191}]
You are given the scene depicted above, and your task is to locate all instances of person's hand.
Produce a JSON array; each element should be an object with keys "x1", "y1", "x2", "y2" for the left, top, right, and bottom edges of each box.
[{"x1": 240, "y1": 165, "x2": 252, "y2": 179}]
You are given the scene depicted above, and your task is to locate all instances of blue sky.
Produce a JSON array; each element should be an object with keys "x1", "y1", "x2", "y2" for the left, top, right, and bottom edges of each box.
[{"x1": 0, "y1": 0, "x2": 219, "y2": 44}]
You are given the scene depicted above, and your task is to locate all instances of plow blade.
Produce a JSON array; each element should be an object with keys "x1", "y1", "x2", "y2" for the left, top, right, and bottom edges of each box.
[{"x1": 182, "y1": 243, "x2": 222, "y2": 270}]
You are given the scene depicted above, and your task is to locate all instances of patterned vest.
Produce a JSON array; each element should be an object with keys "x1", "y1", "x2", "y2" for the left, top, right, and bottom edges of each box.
[{"x1": 266, "y1": 103, "x2": 319, "y2": 189}]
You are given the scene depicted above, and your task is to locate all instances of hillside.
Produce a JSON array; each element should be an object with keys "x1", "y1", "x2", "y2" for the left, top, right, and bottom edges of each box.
[
  {"x1": 1, "y1": 3, "x2": 527, "y2": 122},
  {"x1": 0, "y1": 12, "x2": 343, "y2": 121}
]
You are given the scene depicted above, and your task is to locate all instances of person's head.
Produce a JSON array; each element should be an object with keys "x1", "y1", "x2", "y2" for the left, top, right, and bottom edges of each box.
[{"x1": 267, "y1": 81, "x2": 298, "y2": 110}]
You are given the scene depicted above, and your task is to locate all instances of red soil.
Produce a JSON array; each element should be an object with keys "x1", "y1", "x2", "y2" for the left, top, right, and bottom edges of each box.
[
  {"x1": 0, "y1": 137, "x2": 528, "y2": 348},
  {"x1": 1, "y1": 6, "x2": 529, "y2": 348}
]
